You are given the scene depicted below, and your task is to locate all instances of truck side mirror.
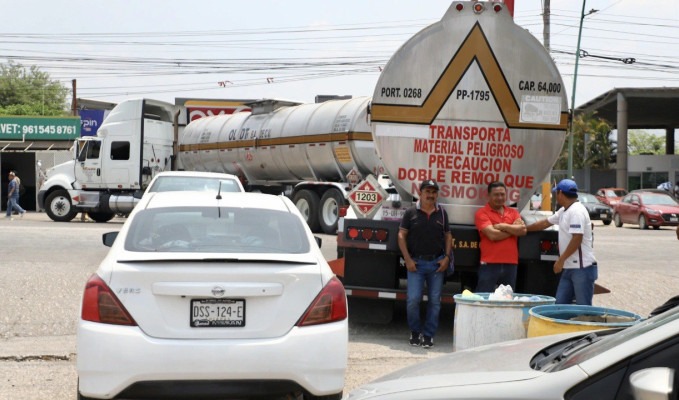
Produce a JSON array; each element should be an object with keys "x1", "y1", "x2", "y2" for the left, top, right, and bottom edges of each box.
[
  {"x1": 102, "y1": 232, "x2": 119, "y2": 247},
  {"x1": 133, "y1": 190, "x2": 144, "y2": 199},
  {"x1": 629, "y1": 367, "x2": 674, "y2": 400}
]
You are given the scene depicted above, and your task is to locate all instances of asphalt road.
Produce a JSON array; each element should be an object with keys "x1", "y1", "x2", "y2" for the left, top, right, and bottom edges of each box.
[{"x1": 1, "y1": 212, "x2": 677, "y2": 399}]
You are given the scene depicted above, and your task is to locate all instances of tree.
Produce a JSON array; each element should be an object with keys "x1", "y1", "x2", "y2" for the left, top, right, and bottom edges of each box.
[
  {"x1": 554, "y1": 113, "x2": 616, "y2": 170},
  {"x1": 628, "y1": 130, "x2": 665, "y2": 155},
  {"x1": 0, "y1": 61, "x2": 69, "y2": 116}
]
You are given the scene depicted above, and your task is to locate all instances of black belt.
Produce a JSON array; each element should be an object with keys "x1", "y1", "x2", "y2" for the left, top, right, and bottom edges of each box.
[{"x1": 413, "y1": 254, "x2": 442, "y2": 261}]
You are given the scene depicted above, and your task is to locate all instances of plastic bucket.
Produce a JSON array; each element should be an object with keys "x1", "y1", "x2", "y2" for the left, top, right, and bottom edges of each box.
[
  {"x1": 452, "y1": 293, "x2": 556, "y2": 352},
  {"x1": 527, "y1": 305, "x2": 642, "y2": 338}
]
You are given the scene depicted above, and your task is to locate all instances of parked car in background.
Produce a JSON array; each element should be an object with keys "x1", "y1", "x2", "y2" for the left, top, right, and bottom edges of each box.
[
  {"x1": 613, "y1": 191, "x2": 679, "y2": 229},
  {"x1": 345, "y1": 305, "x2": 679, "y2": 400},
  {"x1": 595, "y1": 187, "x2": 628, "y2": 207},
  {"x1": 578, "y1": 192, "x2": 613, "y2": 225},
  {"x1": 144, "y1": 171, "x2": 244, "y2": 197},
  {"x1": 77, "y1": 191, "x2": 347, "y2": 400}
]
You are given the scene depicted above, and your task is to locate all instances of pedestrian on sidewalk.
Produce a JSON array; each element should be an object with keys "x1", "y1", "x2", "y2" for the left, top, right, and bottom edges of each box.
[
  {"x1": 6, "y1": 171, "x2": 25, "y2": 219},
  {"x1": 398, "y1": 180, "x2": 453, "y2": 348}
]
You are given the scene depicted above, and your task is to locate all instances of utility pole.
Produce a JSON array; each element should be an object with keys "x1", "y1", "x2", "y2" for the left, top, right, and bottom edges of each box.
[
  {"x1": 542, "y1": 0, "x2": 550, "y2": 51},
  {"x1": 71, "y1": 79, "x2": 77, "y2": 117},
  {"x1": 568, "y1": 1, "x2": 587, "y2": 179}
]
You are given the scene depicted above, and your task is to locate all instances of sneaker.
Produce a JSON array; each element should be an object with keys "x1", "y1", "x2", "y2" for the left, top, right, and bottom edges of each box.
[
  {"x1": 409, "y1": 331, "x2": 422, "y2": 346},
  {"x1": 422, "y1": 336, "x2": 434, "y2": 348}
]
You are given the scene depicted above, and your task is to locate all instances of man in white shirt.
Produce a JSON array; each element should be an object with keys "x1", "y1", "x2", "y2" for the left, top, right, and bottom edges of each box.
[{"x1": 526, "y1": 179, "x2": 598, "y2": 305}]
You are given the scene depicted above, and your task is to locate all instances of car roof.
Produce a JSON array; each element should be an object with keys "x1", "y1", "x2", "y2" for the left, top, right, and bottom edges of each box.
[
  {"x1": 142, "y1": 191, "x2": 291, "y2": 212},
  {"x1": 630, "y1": 189, "x2": 668, "y2": 194},
  {"x1": 152, "y1": 171, "x2": 239, "y2": 179}
]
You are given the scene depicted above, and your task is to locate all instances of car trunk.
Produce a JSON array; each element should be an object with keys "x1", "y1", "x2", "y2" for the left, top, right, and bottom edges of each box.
[{"x1": 108, "y1": 256, "x2": 322, "y2": 340}]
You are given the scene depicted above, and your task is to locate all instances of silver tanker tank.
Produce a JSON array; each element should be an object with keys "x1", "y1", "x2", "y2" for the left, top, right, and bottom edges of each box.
[
  {"x1": 179, "y1": 96, "x2": 385, "y2": 233},
  {"x1": 370, "y1": 1, "x2": 569, "y2": 225},
  {"x1": 180, "y1": 96, "x2": 382, "y2": 185}
]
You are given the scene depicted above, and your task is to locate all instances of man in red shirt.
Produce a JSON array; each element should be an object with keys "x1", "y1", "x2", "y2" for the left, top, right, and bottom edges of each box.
[{"x1": 474, "y1": 181, "x2": 526, "y2": 292}]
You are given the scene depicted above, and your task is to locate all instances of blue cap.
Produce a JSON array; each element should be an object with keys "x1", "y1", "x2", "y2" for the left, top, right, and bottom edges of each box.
[{"x1": 552, "y1": 179, "x2": 578, "y2": 195}]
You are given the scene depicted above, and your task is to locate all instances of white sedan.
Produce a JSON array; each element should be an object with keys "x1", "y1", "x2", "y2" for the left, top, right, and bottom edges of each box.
[
  {"x1": 345, "y1": 304, "x2": 679, "y2": 400},
  {"x1": 77, "y1": 191, "x2": 347, "y2": 400}
]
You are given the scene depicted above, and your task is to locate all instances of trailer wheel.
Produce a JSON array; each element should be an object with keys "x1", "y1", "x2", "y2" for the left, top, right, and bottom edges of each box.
[
  {"x1": 319, "y1": 189, "x2": 345, "y2": 234},
  {"x1": 293, "y1": 189, "x2": 320, "y2": 232},
  {"x1": 88, "y1": 212, "x2": 115, "y2": 223},
  {"x1": 45, "y1": 190, "x2": 78, "y2": 222}
]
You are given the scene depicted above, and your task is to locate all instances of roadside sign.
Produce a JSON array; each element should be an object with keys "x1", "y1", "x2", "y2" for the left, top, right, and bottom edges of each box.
[
  {"x1": 347, "y1": 175, "x2": 388, "y2": 219},
  {"x1": 346, "y1": 168, "x2": 361, "y2": 186}
]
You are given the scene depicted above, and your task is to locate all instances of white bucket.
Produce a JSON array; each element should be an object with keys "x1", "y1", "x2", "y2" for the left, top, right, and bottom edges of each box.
[{"x1": 452, "y1": 293, "x2": 555, "y2": 352}]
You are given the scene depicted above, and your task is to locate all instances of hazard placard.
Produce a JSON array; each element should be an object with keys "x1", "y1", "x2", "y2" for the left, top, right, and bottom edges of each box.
[
  {"x1": 346, "y1": 168, "x2": 361, "y2": 186},
  {"x1": 347, "y1": 175, "x2": 388, "y2": 219}
]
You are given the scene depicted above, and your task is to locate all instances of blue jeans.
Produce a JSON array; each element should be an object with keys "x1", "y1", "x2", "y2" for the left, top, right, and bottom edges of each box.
[
  {"x1": 556, "y1": 265, "x2": 598, "y2": 305},
  {"x1": 407, "y1": 256, "x2": 445, "y2": 338},
  {"x1": 476, "y1": 263, "x2": 517, "y2": 292},
  {"x1": 6, "y1": 197, "x2": 25, "y2": 216}
]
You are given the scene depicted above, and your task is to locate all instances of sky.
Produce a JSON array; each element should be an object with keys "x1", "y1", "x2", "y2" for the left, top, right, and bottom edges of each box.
[{"x1": 1, "y1": 0, "x2": 678, "y2": 108}]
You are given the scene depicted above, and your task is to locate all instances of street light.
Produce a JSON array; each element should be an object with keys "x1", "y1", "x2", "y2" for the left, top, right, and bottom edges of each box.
[{"x1": 567, "y1": 2, "x2": 598, "y2": 179}]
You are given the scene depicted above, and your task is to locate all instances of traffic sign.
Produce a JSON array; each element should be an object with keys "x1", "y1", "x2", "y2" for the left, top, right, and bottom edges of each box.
[
  {"x1": 347, "y1": 175, "x2": 388, "y2": 219},
  {"x1": 346, "y1": 168, "x2": 361, "y2": 186}
]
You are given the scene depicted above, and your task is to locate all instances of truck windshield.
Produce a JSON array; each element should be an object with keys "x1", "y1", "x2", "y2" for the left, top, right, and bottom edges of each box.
[{"x1": 124, "y1": 206, "x2": 310, "y2": 254}]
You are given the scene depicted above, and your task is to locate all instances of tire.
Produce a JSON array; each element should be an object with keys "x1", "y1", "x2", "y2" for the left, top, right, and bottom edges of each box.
[
  {"x1": 319, "y1": 189, "x2": 345, "y2": 234},
  {"x1": 293, "y1": 189, "x2": 320, "y2": 232},
  {"x1": 639, "y1": 215, "x2": 648, "y2": 230},
  {"x1": 88, "y1": 211, "x2": 115, "y2": 223},
  {"x1": 613, "y1": 213, "x2": 623, "y2": 228},
  {"x1": 45, "y1": 190, "x2": 78, "y2": 222},
  {"x1": 602, "y1": 219, "x2": 612, "y2": 226}
]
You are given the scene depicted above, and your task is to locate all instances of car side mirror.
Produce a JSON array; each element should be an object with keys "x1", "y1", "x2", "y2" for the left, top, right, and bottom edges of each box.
[
  {"x1": 315, "y1": 236, "x2": 322, "y2": 248},
  {"x1": 133, "y1": 189, "x2": 144, "y2": 199},
  {"x1": 629, "y1": 367, "x2": 674, "y2": 400},
  {"x1": 632, "y1": 201, "x2": 640, "y2": 206},
  {"x1": 102, "y1": 232, "x2": 119, "y2": 247}
]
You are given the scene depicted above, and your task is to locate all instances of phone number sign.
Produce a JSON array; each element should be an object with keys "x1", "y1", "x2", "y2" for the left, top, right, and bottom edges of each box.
[
  {"x1": 348, "y1": 174, "x2": 388, "y2": 219},
  {"x1": 0, "y1": 116, "x2": 81, "y2": 140}
]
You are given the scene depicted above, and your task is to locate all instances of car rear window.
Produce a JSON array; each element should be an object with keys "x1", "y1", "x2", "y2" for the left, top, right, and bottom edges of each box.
[
  {"x1": 148, "y1": 176, "x2": 242, "y2": 193},
  {"x1": 124, "y1": 206, "x2": 310, "y2": 254}
]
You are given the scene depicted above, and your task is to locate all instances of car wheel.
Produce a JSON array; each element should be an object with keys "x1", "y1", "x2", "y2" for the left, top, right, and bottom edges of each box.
[
  {"x1": 293, "y1": 189, "x2": 321, "y2": 232},
  {"x1": 614, "y1": 213, "x2": 623, "y2": 227},
  {"x1": 602, "y1": 219, "x2": 612, "y2": 226},
  {"x1": 88, "y1": 211, "x2": 116, "y2": 223},
  {"x1": 45, "y1": 189, "x2": 78, "y2": 222},
  {"x1": 639, "y1": 215, "x2": 648, "y2": 230}
]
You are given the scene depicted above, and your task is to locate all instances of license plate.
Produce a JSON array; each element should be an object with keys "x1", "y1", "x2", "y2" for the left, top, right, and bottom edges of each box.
[
  {"x1": 191, "y1": 299, "x2": 245, "y2": 327},
  {"x1": 380, "y1": 207, "x2": 406, "y2": 221},
  {"x1": 600, "y1": 213, "x2": 608, "y2": 219}
]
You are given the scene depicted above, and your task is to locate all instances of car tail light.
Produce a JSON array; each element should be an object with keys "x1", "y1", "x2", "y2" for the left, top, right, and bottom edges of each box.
[
  {"x1": 297, "y1": 277, "x2": 347, "y2": 326},
  {"x1": 81, "y1": 274, "x2": 137, "y2": 326},
  {"x1": 348, "y1": 228, "x2": 359, "y2": 239}
]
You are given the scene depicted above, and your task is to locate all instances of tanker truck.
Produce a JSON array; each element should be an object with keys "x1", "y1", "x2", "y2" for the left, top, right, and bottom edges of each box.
[{"x1": 38, "y1": 1, "x2": 568, "y2": 322}]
